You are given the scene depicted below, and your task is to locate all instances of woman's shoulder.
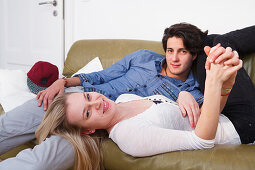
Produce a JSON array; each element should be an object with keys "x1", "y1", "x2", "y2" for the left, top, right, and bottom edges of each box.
[
  {"x1": 146, "y1": 95, "x2": 178, "y2": 105},
  {"x1": 115, "y1": 94, "x2": 178, "y2": 104},
  {"x1": 115, "y1": 94, "x2": 143, "y2": 103}
]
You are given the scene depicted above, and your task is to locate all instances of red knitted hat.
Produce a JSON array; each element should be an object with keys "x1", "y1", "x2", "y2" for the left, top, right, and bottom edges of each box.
[{"x1": 27, "y1": 61, "x2": 59, "y2": 94}]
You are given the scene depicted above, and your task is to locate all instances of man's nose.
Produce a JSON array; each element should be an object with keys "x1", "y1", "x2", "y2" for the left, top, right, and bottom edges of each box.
[{"x1": 172, "y1": 52, "x2": 179, "y2": 61}]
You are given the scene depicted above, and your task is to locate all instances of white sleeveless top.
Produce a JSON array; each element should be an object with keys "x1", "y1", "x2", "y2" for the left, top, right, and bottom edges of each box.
[{"x1": 109, "y1": 94, "x2": 241, "y2": 157}]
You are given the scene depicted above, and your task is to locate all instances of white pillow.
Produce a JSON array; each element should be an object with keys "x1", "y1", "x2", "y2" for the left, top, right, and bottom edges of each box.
[
  {"x1": 71, "y1": 56, "x2": 103, "y2": 76},
  {"x1": 0, "y1": 69, "x2": 36, "y2": 112},
  {"x1": 0, "y1": 57, "x2": 103, "y2": 113}
]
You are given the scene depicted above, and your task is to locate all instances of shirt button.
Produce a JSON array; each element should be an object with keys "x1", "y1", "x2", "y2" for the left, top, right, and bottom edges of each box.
[
  {"x1": 128, "y1": 89, "x2": 132, "y2": 92},
  {"x1": 109, "y1": 95, "x2": 112, "y2": 98},
  {"x1": 143, "y1": 85, "x2": 147, "y2": 88},
  {"x1": 134, "y1": 88, "x2": 138, "y2": 91},
  {"x1": 157, "y1": 75, "x2": 160, "y2": 77}
]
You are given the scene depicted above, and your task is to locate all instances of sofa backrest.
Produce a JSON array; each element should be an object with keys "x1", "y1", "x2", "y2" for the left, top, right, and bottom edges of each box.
[
  {"x1": 63, "y1": 39, "x2": 165, "y2": 77},
  {"x1": 63, "y1": 39, "x2": 255, "y2": 85}
]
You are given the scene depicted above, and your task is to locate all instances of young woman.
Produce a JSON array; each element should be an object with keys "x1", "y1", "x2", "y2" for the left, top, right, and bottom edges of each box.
[{"x1": 35, "y1": 50, "x2": 245, "y2": 170}]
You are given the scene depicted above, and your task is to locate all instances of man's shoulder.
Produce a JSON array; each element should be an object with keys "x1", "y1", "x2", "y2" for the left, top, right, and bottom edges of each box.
[{"x1": 132, "y1": 49, "x2": 164, "y2": 60}]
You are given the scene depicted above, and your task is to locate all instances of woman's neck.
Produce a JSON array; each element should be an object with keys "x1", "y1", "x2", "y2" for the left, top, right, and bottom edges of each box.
[{"x1": 106, "y1": 99, "x2": 153, "y2": 133}]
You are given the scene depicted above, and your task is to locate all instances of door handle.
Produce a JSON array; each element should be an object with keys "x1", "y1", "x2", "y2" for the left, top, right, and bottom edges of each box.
[{"x1": 39, "y1": 0, "x2": 57, "y2": 6}]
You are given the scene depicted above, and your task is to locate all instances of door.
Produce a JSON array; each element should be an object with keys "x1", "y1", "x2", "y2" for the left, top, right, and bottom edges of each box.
[{"x1": 0, "y1": 0, "x2": 64, "y2": 73}]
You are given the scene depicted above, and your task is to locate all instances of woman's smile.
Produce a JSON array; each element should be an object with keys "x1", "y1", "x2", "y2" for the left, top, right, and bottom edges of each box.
[{"x1": 103, "y1": 100, "x2": 109, "y2": 113}]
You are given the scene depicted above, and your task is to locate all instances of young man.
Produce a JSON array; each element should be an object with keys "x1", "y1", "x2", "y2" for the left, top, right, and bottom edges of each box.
[{"x1": 0, "y1": 23, "x2": 254, "y2": 169}]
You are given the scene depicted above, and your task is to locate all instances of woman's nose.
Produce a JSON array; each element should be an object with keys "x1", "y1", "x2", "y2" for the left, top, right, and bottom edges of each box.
[{"x1": 89, "y1": 100, "x2": 101, "y2": 109}]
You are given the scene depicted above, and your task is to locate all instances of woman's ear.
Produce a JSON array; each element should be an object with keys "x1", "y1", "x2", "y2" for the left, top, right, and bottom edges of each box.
[{"x1": 81, "y1": 129, "x2": 95, "y2": 135}]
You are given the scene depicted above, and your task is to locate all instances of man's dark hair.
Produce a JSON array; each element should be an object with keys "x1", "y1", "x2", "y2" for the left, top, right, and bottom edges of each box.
[{"x1": 162, "y1": 22, "x2": 208, "y2": 56}]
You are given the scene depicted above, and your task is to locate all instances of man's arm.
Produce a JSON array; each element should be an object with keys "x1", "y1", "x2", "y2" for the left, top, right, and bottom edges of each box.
[
  {"x1": 205, "y1": 25, "x2": 255, "y2": 66},
  {"x1": 37, "y1": 77, "x2": 81, "y2": 110},
  {"x1": 213, "y1": 25, "x2": 255, "y2": 56},
  {"x1": 76, "y1": 49, "x2": 154, "y2": 86},
  {"x1": 37, "y1": 49, "x2": 148, "y2": 110}
]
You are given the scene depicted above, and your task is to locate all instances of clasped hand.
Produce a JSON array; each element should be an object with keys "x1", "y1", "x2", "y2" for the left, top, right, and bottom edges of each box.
[{"x1": 205, "y1": 44, "x2": 242, "y2": 88}]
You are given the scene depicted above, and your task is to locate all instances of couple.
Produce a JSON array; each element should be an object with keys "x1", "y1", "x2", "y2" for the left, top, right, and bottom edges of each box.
[{"x1": 1, "y1": 23, "x2": 255, "y2": 169}]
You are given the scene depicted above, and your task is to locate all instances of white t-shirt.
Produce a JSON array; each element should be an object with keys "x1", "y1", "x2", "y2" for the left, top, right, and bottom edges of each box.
[{"x1": 109, "y1": 94, "x2": 241, "y2": 157}]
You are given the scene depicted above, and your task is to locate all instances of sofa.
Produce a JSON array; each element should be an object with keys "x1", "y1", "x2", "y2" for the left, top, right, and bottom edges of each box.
[{"x1": 1, "y1": 39, "x2": 255, "y2": 169}]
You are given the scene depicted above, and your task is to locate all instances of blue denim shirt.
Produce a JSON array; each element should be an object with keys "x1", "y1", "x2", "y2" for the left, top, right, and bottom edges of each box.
[{"x1": 76, "y1": 49, "x2": 204, "y2": 105}]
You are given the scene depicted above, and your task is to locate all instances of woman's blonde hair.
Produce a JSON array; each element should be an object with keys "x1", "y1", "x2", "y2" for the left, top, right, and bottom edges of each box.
[{"x1": 35, "y1": 93, "x2": 107, "y2": 170}]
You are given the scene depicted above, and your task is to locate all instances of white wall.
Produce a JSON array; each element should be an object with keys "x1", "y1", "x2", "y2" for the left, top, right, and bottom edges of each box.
[{"x1": 65, "y1": 0, "x2": 255, "y2": 54}]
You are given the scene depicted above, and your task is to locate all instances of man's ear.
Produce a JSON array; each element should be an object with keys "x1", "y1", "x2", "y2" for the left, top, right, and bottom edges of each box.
[
  {"x1": 81, "y1": 129, "x2": 95, "y2": 135},
  {"x1": 192, "y1": 54, "x2": 197, "y2": 61}
]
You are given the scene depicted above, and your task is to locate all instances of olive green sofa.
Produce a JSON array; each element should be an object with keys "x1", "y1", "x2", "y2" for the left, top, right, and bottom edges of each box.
[{"x1": 1, "y1": 39, "x2": 255, "y2": 169}]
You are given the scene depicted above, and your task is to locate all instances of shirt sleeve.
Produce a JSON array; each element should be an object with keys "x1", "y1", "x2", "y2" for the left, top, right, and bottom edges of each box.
[
  {"x1": 74, "y1": 50, "x2": 143, "y2": 86},
  {"x1": 109, "y1": 119, "x2": 215, "y2": 157},
  {"x1": 212, "y1": 25, "x2": 255, "y2": 56},
  {"x1": 75, "y1": 58, "x2": 129, "y2": 86}
]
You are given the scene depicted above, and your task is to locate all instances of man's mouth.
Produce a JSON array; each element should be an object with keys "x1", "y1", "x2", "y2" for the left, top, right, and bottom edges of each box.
[{"x1": 171, "y1": 64, "x2": 180, "y2": 68}]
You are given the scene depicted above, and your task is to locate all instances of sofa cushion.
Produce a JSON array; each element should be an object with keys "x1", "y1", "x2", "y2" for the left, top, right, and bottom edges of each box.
[
  {"x1": 243, "y1": 52, "x2": 255, "y2": 85},
  {"x1": 102, "y1": 139, "x2": 255, "y2": 170}
]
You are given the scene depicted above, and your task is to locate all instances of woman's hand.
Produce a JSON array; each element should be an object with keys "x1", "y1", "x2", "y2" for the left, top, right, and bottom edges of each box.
[
  {"x1": 205, "y1": 44, "x2": 242, "y2": 88},
  {"x1": 206, "y1": 59, "x2": 243, "y2": 88},
  {"x1": 36, "y1": 79, "x2": 65, "y2": 111},
  {"x1": 204, "y1": 44, "x2": 240, "y2": 70},
  {"x1": 177, "y1": 91, "x2": 200, "y2": 128}
]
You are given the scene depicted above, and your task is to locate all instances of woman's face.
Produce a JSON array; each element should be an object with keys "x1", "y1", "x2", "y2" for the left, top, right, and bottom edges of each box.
[{"x1": 65, "y1": 92, "x2": 117, "y2": 130}]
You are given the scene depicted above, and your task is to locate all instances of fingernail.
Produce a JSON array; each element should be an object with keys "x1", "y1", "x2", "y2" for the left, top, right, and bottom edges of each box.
[{"x1": 210, "y1": 59, "x2": 213, "y2": 62}]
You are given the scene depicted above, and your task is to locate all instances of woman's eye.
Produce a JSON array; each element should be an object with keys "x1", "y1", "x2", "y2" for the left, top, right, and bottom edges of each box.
[
  {"x1": 86, "y1": 110, "x2": 90, "y2": 118},
  {"x1": 87, "y1": 93, "x2": 90, "y2": 100}
]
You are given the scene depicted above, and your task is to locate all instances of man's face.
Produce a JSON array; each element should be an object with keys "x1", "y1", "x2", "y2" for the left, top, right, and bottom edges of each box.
[{"x1": 165, "y1": 36, "x2": 197, "y2": 81}]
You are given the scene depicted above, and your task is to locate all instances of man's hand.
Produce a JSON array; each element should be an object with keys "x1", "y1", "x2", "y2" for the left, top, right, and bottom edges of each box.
[
  {"x1": 177, "y1": 91, "x2": 201, "y2": 128},
  {"x1": 36, "y1": 79, "x2": 65, "y2": 111},
  {"x1": 204, "y1": 44, "x2": 240, "y2": 70}
]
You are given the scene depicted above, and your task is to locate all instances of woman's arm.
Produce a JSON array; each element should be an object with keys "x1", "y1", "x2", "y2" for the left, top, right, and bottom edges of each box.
[
  {"x1": 110, "y1": 113, "x2": 215, "y2": 157},
  {"x1": 195, "y1": 58, "x2": 242, "y2": 140}
]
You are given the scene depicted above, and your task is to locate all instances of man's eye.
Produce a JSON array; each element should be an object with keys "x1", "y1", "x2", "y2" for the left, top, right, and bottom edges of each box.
[
  {"x1": 86, "y1": 110, "x2": 90, "y2": 118},
  {"x1": 182, "y1": 50, "x2": 187, "y2": 54},
  {"x1": 87, "y1": 93, "x2": 90, "y2": 100}
]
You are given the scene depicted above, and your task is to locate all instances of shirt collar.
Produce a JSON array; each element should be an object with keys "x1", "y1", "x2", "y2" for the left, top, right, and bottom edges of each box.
[{"x1": 155, "y1": 58, "x2": 166, "y2": 73}]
